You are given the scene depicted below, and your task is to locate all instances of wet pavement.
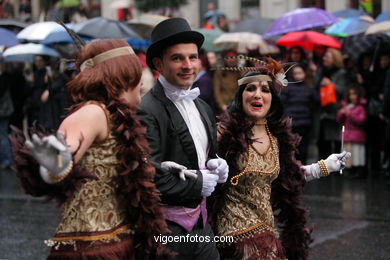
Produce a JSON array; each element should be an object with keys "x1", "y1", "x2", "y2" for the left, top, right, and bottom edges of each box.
[{"x1": 0, "y1": 168, "x2": 389, "y2": 260}]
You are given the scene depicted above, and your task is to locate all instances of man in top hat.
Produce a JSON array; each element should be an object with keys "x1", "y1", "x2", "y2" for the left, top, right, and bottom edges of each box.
[{"x1": 138, "y1": 17, "x2": 228, "y2": 259}]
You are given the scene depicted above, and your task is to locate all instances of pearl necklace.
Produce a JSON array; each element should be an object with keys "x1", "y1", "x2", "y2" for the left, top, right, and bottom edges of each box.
[{"x1": 230, "y1": 124, "x2": 279, "y2": 186}]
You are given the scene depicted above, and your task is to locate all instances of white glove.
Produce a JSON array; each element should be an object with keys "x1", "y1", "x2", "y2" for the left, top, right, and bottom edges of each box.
[
  {"x1": 324, "y1": 151, "x2": 351, "y2": 172},
  {"x1": 201, "y1": 170, "x2": 219, "y2": 197},
  {"x1": 25, "y1": 132, "x2": 72, "y2": 177},
  {"x1": 160, "y1": 161, "x2": 198, "y2": 181},
  {"x1": 206, "y1": 158, "x2": 229, "y2": 183},
  {"x1": 301, "y1": 151, "x2": 351, "y2": 182}
]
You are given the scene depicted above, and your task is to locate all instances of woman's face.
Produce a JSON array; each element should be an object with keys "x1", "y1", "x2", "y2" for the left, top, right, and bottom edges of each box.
[
  {"x1": 242, "y1": 80, "x2": 272, "y2": 121},
  {"x1": 290, "y1": 48, "x2": 302, "y2": 62},
  {"x1": 291, "y1": 66, "x2": 305, "y2": 82},
  {"x1": 322, "y1": 50, "x2": 334, "y2": 68}
]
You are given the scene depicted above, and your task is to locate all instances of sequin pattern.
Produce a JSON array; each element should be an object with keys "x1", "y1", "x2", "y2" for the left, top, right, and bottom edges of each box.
[{"x1": 216, "y1": 135, "x2": 280, "y2": 240}]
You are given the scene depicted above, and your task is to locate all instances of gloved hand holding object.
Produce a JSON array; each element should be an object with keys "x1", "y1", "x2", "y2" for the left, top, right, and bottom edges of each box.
[
  {"x1": 301, "y1": 151, "x2": 351, "y2": 182},
  {"x1": 160, "y1": 161, "x2": 198, "y2": 181},
  {"x1": 206, "y1": 157, "x2": 229, "y2": 183},
  {"x1": 25, "y1": 132, "x2": 73, "y2": 184}
]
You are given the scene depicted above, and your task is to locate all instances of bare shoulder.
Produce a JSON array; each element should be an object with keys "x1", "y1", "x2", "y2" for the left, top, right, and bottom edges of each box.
[{"x1": 63, "y1": 103, "x2": 107, "y2": 125}]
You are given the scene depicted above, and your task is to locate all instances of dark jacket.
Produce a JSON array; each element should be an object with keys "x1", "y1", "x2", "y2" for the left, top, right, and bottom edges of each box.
[
  {"x1": 281, "y1": 82, "x2": 319, "y2": 127},
  {"x1": 138, "y1": 82, "x2": 217, "y2": 208}
]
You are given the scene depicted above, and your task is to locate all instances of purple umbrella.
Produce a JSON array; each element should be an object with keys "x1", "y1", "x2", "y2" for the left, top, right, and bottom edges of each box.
[{"x1": 264, "y1": 8, "x2": 338, "y2": 38}]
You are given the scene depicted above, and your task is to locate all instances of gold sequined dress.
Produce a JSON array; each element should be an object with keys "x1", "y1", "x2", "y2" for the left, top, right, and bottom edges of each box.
[
  {"x1": 215, "y1": 135, "x2": 286, "y2": 260},
  {"x1": 46, "y1": 105, "x2": 135, "y2": 259}
]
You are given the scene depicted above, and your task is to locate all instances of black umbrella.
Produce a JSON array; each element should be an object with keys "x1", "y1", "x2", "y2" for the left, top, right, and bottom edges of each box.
[
  {"x1": 72, "y1": 17, "x2": 142, "y2": 39},
  {"x1": 232, "y1": 17, "x2": 274, "y2": 35},
  {"x1": 342, "y1": 33, "x2": 390, "y2": 61}
]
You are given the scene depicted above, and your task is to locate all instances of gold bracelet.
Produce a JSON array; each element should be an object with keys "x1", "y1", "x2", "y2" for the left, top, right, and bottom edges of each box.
[
  {"x1": 318, "y1": 160, "x2": 329, "y2": 177},
  {"x1": 47, "y1": 160, "x2": 73, "y2": 183}
]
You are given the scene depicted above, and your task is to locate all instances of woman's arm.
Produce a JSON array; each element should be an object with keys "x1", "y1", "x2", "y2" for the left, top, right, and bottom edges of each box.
[
  {"x1": 59, "y1": 103, "x2": 109, "y2": 162},
  {"x1": 26, "y1": 103, "x2": 109, "y2": 183}
]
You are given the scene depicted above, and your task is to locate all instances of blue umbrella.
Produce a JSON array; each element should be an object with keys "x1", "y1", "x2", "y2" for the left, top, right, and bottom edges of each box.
[
  {"x1": 332, "y1": 8, "x2": 367, "y2": 19},
  {"x1": 325, "y1": 16, "x2": 373, "y2": 37},
  {"x1": 0, "y1": 28, "x2": 19, "y2": 46},
  {"x1": 124, "y1": 38, "x2": 151, "y2": 50},
  {"x1": 375, "y1": 9, "x2": 390, "y2": 23}
]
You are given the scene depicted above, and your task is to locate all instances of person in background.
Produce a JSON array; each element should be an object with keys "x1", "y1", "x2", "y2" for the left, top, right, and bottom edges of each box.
[
  {"x1": 0, "y1": 58, "x2": 14, "y2": 169},
  {"x1": 315, "y1": 48, "x2": 354, "y2": 159},
  {"x1": 337, "y1": 86, "x2": 367, "y2": 178},
  {"x1": 25, "y1": 55, "x2": 49, "y2": 127},
  {"x1": 366, "y1": 53, "x2": 389, "y2": 176},
  {"x1": 192, "y1": 50, "x2": 216, "y2": 112},
  {"x1": 213, "y1": 50, "x2": 240, "y2": 114},
  {"x1": 281, "y1": 64, "x2": 319, "y2": 164}
]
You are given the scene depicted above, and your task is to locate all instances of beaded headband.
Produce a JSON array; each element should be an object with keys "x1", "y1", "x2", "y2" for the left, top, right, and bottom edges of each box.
[
  {"x1": 80, "y1": 46, "x2": 135, "y2": 71},
  {"x1": 237, "y1": 75, "x2": 272, "y2": 86}
]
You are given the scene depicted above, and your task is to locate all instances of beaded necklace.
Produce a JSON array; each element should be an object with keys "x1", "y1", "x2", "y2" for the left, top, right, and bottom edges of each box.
[{"x1": 230, "y1": 124, "x2": 279, "y2": 186}]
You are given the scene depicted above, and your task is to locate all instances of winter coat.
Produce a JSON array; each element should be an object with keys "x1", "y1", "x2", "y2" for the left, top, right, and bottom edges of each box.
[
  {"x1": 337, "y1": 99, "x2": 367, "y2": 143},
  {"x1": 281, "y1": 82, "x2": 319, "y2": 127}
]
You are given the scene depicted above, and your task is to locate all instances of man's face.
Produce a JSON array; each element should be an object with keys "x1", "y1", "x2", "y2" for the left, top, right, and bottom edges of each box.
[{"x1": 153, "y1": 43, "x2": 200, "y2": 88}]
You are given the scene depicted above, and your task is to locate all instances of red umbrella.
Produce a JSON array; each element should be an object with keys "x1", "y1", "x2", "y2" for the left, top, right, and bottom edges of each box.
[{"x1": 275, "y1": 31, "x2": 341, "y2": 50}]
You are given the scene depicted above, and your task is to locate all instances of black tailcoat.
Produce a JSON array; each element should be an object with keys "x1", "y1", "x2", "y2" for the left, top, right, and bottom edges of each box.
[{"x1": 138, "y1": 82, "x2": 217, "y2": 208}]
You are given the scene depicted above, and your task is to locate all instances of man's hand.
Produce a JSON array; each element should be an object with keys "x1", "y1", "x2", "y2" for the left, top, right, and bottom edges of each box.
[
  {"x1": 201, "y1": 170, "x2": 219, "y2": 197},
  {"x1": 160, "y1": 161, "x2": 198, "y2": 181},
  {"x1": 206, "y1": 158, "x2": 228, "y2": 183}
]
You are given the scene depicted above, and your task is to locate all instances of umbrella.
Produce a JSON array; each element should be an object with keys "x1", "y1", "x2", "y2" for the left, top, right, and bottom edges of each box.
[
  {"x1": 0, "y1": 28, "x2": 19, "y2": 46},
  {"x1": 196, "y1": 28, "x2": 223, "y2": 52},
  {"x1": 264, "y1": 8, "x2": 338, "y2": 38},
  {"x1": 109, "y1": 0, "x2": 131, "y2": 9},
  {"x1": 73, "y1": 17, "x2": 141, "y2": 39},
  {"x1": 127, "y1": 14, "x2": 169, "y2": 39},
  {"x1": 57, "y1": 0, "x2": 80, "y2": 8},
  {"x1": 0, "y1": 19, "x2": 27, "y2": 33},
  {"x1": 276, "y1": 31, "x2": 341, "y2": 50},
  {"x1": 3, "y1": 43, "x2": 60, "y2": 62},
  {"x1": 342, "y1": 33, "x2": 390, "y2": 61},
  {"x1": 125, "y1": 38, "x2": 151, "y2": 50},
  {"x1": 374, "y1": 8, "x2": 390, "y2": 23},
  {"x1": 213, "y1": 32, "x2": 266, "y2": 52},
  {"x1": 17, "y1": 22, "x2": 71, "y2": 43},
  {"x1": 366, "y1": 9, "x2": 390, "y2": 35},
  {"x1": 232, "y1": 17, "x2": 275, "y2": 35},
  {"x1": 325, "y1": 16, "x2": 373, "y2": 37},
  {"x1": 332, "y1": 8, "x2": 367, "y2": 19}
]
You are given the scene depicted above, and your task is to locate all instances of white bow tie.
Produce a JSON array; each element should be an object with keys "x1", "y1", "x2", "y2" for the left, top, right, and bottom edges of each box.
[{"x1": 159, "y1": 76, "x2": 200, "y2": 102}]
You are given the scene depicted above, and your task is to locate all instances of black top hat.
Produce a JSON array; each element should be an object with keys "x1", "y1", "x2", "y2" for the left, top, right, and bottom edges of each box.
[{"x1": 146, "y1": 18, "x2": 204, "y2": 70}]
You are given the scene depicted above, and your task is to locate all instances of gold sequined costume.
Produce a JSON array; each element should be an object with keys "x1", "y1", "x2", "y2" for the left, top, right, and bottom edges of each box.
[
  {"x1": 46, "y1": 103, "x2": 135, "y2": 259},
  {"x1": 215, "y1": 134, "x2": 286, "y2": 260}
]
